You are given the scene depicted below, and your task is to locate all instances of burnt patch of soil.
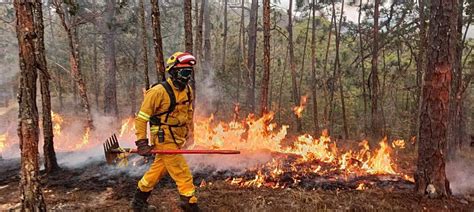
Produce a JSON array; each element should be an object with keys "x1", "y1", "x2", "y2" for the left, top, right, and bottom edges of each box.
[{"x1": 0, "y1": 157, "x2": 473, "y2": 211}]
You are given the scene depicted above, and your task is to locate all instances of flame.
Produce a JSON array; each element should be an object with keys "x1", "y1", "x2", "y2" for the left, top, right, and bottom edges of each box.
[
  {"x1": 356, "y1": 183, "x2": 367, "y2": 190},
  {"x1": 366, "y1": 138, "x2": 396, "y2": 174},
  {"x1": 242, "y1": 171, "x2": 265, "y2": 188},
  {"x1": 233, "y1": 103, "x2": 240, "y2": 121},
  {"x1": 403, "y1": 174, "x2": 415, "y2": 182},
  {"x1": 194, "y1": 112, "x2": 402, "y2": 189},
  {"x1": 292, "y1": 95, "x2": 308, "y2": 118},
  {"x1": 410, "y1": 136, "x2": 416, "y2": 145},
  {"x1": 51, "y1": 111, "x2": 64, "y2": 136},
  {"x1": 392, "y1": 139, "x2": 406, "y2": 149},
  {"x1": 194, "y1": 112, "x2": 287, "y2": 151},
  {"x1": 0, "y1": 132, "x2": 6, "y2": 153},
  {"x1": 74, "y1": 127, "x2": 90, "y2": 149},
  {"x1": 195, "y1": 113, "x2": 399, "y2": 176},
  {"x1": 10, "y1": 109, "x2": 407, "y2": 190},
  {"x1": 119, "y1": 118, "x2": 135, "y2": 137},
  {"x1": 284, "y1": 133, "x2": 336, "y2": 162}
]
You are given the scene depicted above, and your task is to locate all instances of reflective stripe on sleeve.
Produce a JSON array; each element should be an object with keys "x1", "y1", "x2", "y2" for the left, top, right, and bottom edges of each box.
[
  {"x1": 150, "y1": 126, "x2": 159, "y2": 133},
  {"x1": 137, "y1": 111, "x2": 150, "y2": 121}
]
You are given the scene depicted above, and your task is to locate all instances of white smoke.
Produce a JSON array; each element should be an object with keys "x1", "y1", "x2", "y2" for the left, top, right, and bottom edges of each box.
[
  {"x1": 447, "y1": 157, "x2": 474, "y2": 195},
  {"x1": 195, "y1": 63, "x2": 220, "y2": 116},
  {"x1": 187, "y1": 151, "x2": 274, "y2": 172}
]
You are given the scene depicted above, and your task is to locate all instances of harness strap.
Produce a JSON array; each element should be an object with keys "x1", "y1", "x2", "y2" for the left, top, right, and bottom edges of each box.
[
  {"x1": 148, "y1": 80, "x2": 192, "y2": 147},
  {"x1": 161, "y1": 81, "x2": 176, "y2": 122}
]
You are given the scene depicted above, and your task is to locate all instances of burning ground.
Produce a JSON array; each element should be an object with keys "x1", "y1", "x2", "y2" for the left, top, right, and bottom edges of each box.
[{"x1": 0, "y1": 107, "x2": 473, "y2": 210}]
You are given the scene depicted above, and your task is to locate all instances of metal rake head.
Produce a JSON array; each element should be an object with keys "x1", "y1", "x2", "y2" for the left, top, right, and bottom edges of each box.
[{"x1": 104, "y1": 134, "x2": 120, "y2": 164}]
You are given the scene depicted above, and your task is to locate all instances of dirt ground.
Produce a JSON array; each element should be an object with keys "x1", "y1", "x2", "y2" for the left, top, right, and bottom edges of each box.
[
  {"x1": 1, "y1": 104, "x2": 473, "y2": 211},
  {"x1": 0, "y1": 158, "x2": 473, "y2": 211}
]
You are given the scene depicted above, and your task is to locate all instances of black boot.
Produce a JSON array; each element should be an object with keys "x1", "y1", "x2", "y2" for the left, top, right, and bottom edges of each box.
[
  {"x1": 179, "y1": 195, "x2": 200, "y2": 212},
  {"x1": 130, "y1": 188, "x2": 157, "y2": 212}
]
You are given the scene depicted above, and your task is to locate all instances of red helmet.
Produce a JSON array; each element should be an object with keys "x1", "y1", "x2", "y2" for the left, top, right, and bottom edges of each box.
[{"x1": 165, "y1": 52, "x2": 196, "y2": 72}]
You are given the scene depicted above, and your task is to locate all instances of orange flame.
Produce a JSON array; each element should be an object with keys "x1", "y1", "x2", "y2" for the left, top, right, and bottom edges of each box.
[
  {"x1": 242, "y1": 171, "x2": 265, "y2": 188},
  {"x1": 119, "y1": 118, "x2": 135, "y2": 138},
  {"x1": 392, "y1": 139, "x2": 406, "y2": 149},
  {"x1": 74, "y1": 127, "x2": 90, "y2": 149},
  {"x1": 194, "y1": 112, "x2": 400, "y2": 185},
  {"x1": 403, "y1": 174, "x2": 415, "y2": 182},
  {"x1": 366, "y1": 138, "x2": 396, "y2": 174},
  {"x1": 51, "y1": 111, "x2": 64, "y2": 136},
  {"x1": 33, "y1": 109, "x2": 405, "y2": 190},
  {"x1": 0, "y1": 132, "x2": 6, "y2": 153},
  {"x1": 356, "y1": 183, "x2": 367, "y2": 190},
  {"x1": 292, "y1": 95, "x2": 308, "y2": 118}
]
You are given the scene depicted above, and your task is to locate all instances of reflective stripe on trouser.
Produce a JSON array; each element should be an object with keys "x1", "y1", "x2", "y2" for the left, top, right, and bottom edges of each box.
[{"x1": 137, "y1": 153, "x2": 196, "y2": 198}]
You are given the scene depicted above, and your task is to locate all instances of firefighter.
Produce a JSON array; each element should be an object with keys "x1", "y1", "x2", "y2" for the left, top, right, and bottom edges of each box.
[{"x1": 130, "y1": 52, "x2": 198, "y2": 212}]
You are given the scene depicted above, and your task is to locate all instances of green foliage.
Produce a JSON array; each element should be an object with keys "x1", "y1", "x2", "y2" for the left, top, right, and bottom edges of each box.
[{"x1": 1, "y1": 0, "x2": 472, "y2": 139}]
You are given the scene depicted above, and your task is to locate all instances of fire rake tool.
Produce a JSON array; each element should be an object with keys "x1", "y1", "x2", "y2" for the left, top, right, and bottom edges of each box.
[{"x1": 104, "y1": 134, "x2": 240, "y2": 164}]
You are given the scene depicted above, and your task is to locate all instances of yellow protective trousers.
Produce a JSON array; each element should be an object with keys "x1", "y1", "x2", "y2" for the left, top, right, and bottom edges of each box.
[{"x1": 137, "y1": 143, "x2": 196, "y2": 199}]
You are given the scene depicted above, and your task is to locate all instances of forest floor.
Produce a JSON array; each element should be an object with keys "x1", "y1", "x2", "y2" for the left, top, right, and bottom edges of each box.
[
  {"x1": 0, "y1": 153, "x2": 473, "y2": 211},
  {"x1": 0, "y1": 103, "x2": 473, "y2": 211}
]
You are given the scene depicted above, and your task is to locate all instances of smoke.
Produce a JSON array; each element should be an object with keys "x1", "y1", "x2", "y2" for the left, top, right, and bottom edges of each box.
[
  {"x1": 446, "y1": 156, "x2": 474, "y2": 195},
  {"x1": 52, "y1": 112, "x2": 134, "y2": 167},
  {"x1": 187, "y1": 151, "x2": 274, "y2": 172},
  {"x1": 0, "y1": 97, "x2": 274, "y2": 178},
  {"x1": 194, "y1": 63, "x2": 220, "y2": 116}
]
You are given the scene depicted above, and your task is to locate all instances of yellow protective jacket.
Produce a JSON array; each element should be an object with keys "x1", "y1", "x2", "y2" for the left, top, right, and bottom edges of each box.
[{"x1": 135, "y1": 78, "x2": 193, "y2": 148}]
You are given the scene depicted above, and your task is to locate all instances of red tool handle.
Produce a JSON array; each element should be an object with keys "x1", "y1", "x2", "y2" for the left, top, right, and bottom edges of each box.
[{"x1": 111, "y1": 148, "x2": 240, "y2": 154}]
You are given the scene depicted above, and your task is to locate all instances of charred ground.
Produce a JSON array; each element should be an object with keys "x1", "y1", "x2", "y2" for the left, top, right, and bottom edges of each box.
[{"x1": 1, "y1": 152, "x2": 473, "y2": 211}]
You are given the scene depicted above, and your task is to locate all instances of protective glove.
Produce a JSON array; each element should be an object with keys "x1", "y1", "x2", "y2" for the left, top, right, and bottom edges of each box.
[{"x1": 135, "y1": 139, "x2": 153, "y2": 156}]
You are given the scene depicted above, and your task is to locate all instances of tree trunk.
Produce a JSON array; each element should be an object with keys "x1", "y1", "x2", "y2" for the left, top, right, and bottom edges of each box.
[
  {"x1": 447, "y1": 0, "x2": 465, "y2": 159},
  {"x1": 35, "y1": 0, "x2": 59, "y2": 173},
  {"x1": 288, "y1": 0, "x2": 302, "y2": 132},
  {"x1": 237, "y1": 0, "x2": 246, "y2": 103},
  {"x1": 183, "y1": 0, "x2": 194, "y2": 91},
  {"x1": 53, "y1": 0, "x2": 94, "y2": 129},
  {"x1": 194, "y1": 0, "x2": 199, "y2": 52},
  {"x1": 221, "y1": 0, "x2": 228, "y2": 75},
  {"x1": 131, "y1": 61, "x2": 138, "y2": 115},
  {"x1": 203, "y1": 0, "x2": 212, "y2": 75},
  {"x1": 311, "y1": 0, "x2": 319, "y2": 134},
  {"x1": 57, "y1": 70, "x2": 63, "y2": 111},
  {"x1": 359, "y1": 0, "x2": 367, "y2": 135},
  {"x1": 322, "y1": 7, "x2": 334, "y2": 130},
  {"x1": 414, "y1": 0, "x2": 426, "y2": 138},
  {"x1": 329, "y1": 0, "x2": 348, "y2": 138},
  {"x1": 414, "y1": 0, "x2": 458, "y2": 198},
  {"x1": 151, "y1": 0, "x2": 165, "y2": 81},
  {"x1": 298, "y1": 13, "x2": 311, "y2": 95},
  {"x1": 47, "y1": 7, "x2": 63, "y2": 111},
  {"x1": 197, "y1": 0, "x2": 204, "y2": 61},
  {"x1": 246, "y1": 0, "x2": 258, "y2": 113},
  {"x1": 184, "y1": 0, "x2": 193, "y2": 53},
  {"x1": 39, "y1": 68, "x2": 59, "y2": 173},
  {"x1": 14, "y1": 0, "x2": 47, "y2": 209},
  {"x1": 260, "y1": 0, "x2": 270, "y2": 115},
  {"x1": 140, "y1": 0, "x2": 150, "y2": 89},
  {"x1": 93, "y1": 32, "x2": 100, "y2": 108},
  {"x1": 277, "y1": 49, "x2": 289, "y2": 124},
  {"x1": 327, "y1": 4, "x2": 336, "y2": 132},
  {"x1": 370, "y1": 0, "x2": 381, "y2": 138},
  {"x1": 380, "y1": 49, "x2": 387, "y2": 135},
  {"x1": 103, "y1": 0, "x2": 119, "y2": 118}
]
